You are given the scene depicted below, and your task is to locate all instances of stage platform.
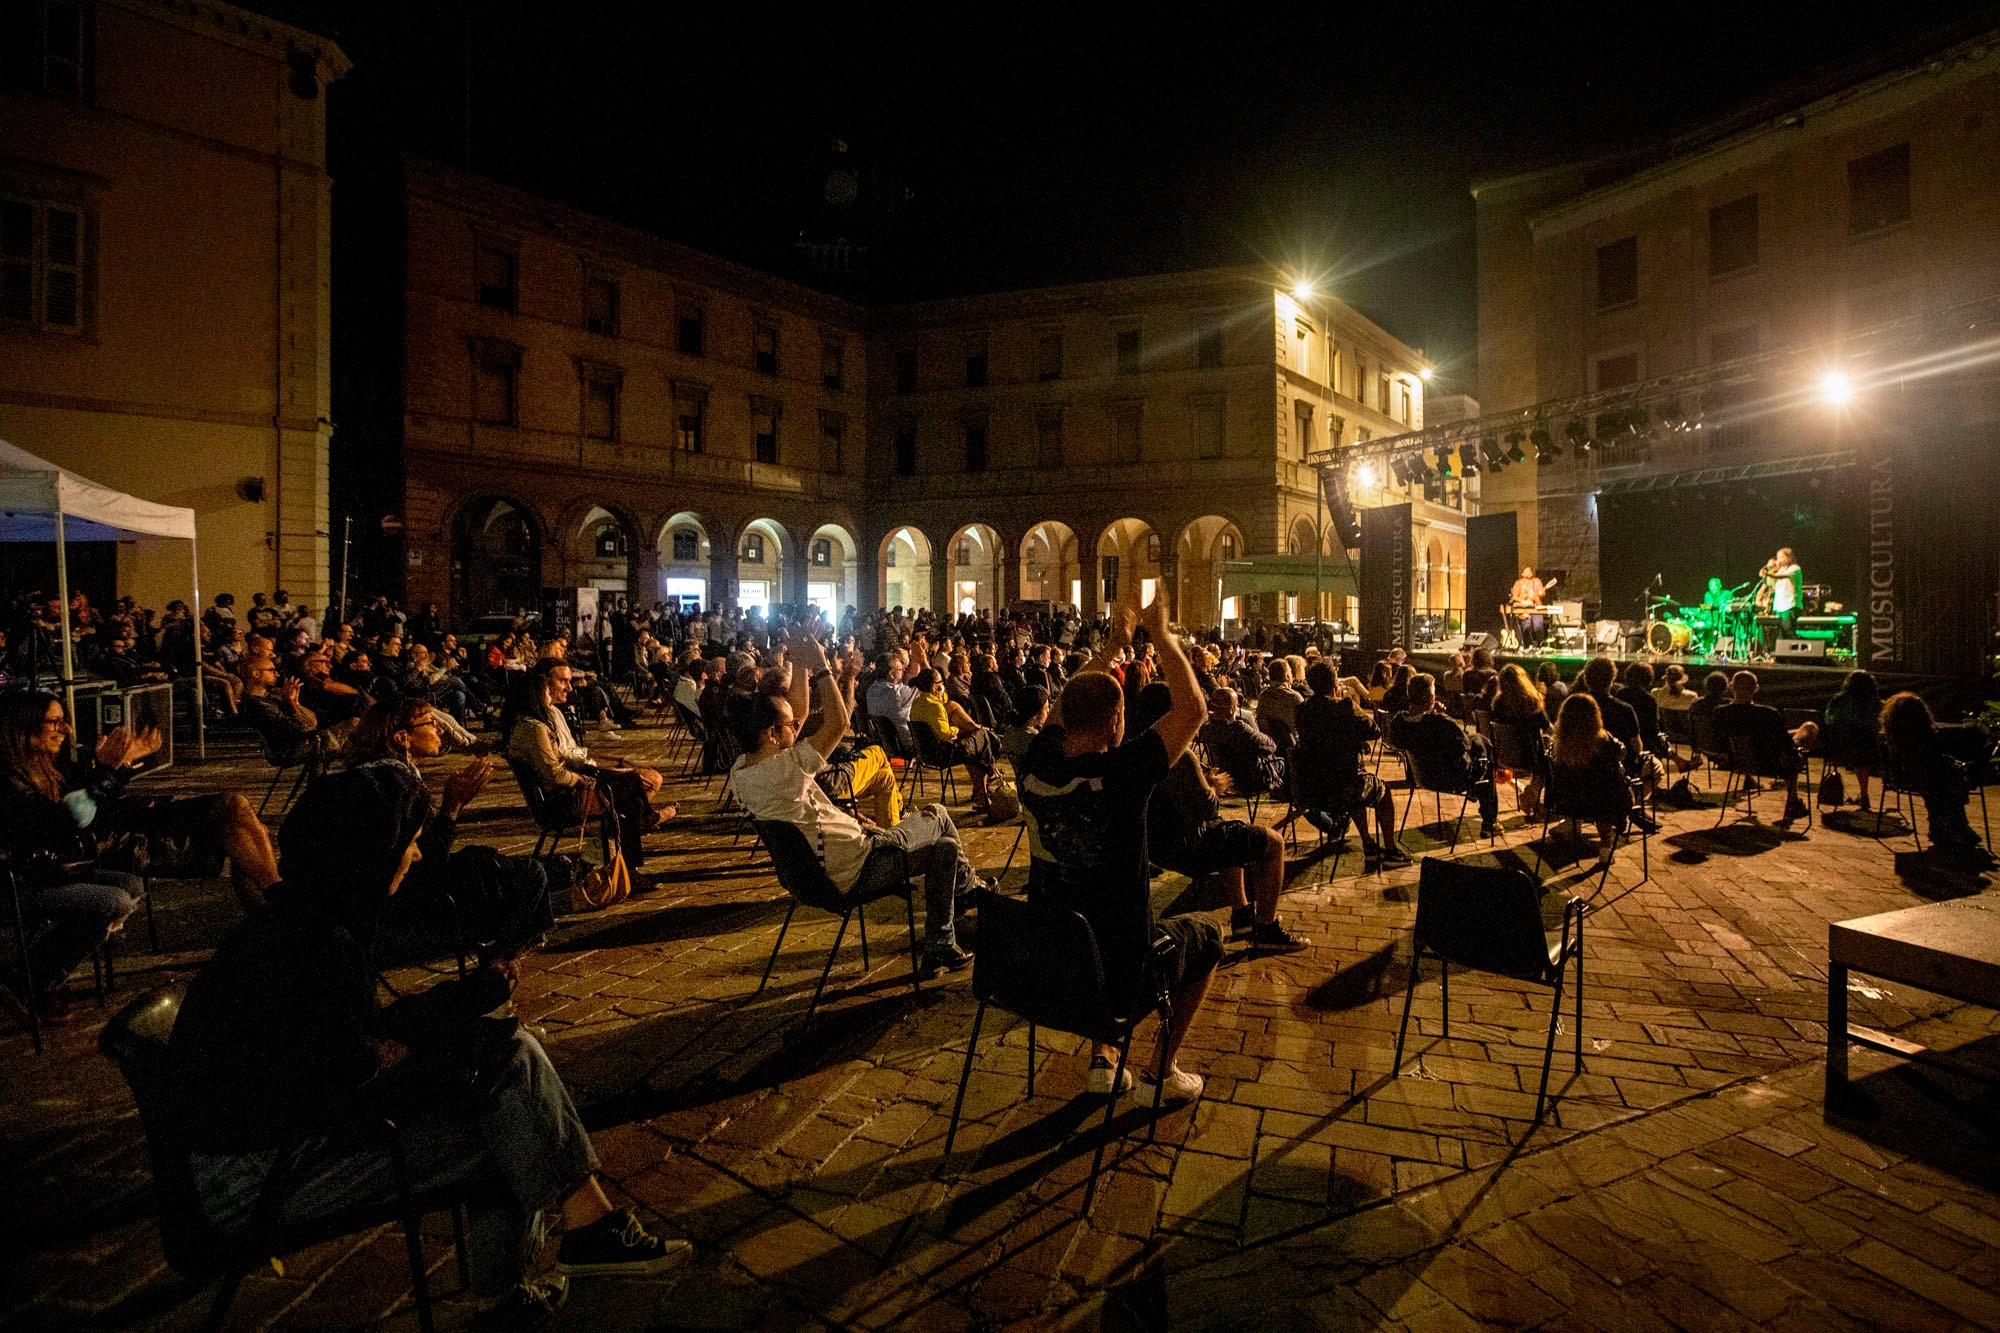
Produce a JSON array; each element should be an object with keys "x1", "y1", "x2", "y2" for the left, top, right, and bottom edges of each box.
[{"x1": 1401, "y1": 648, "x2": 1984, "y2": 717}]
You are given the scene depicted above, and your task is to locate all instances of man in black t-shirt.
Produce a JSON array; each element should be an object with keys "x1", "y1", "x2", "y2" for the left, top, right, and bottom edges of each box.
[{"x1": 1021, "y1": 599, "x2": 1234, "y2": 1105}]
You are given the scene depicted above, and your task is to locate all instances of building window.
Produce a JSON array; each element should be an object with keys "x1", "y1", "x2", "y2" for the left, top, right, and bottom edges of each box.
[
  {"x1": 594, "y1": 523, "x2": 628, "y2": 558},
  {"x1": 1399, "y1": 383, "x2": 1413, "y2": 425},
  {"x1": 1194, "y1": 314, "x2": 1224, "y2": 369},
  {"x1": 672, "y1": 530, "x2": 699, "y2": 562},
  {"x1": 1357, "y1": 426, "x2": 1372, "y2": 442},
  {"x1": 1, "y1": 0, "x2": 90, "y2": 98},
  {"x1": 1146, "y1": 533, "x2": 1161, "y2": 563},
  {"x1": 1115, "y1": 328, "x2": 1141, "y2": 374},
  {"x1": 1293, "y1": 401, "x2": 1313, "y2": 460},
  {"x1": 964, "y1": 422, "x2": 987, "y2": 472},
  {"x1": 1031, "y1": 330, "x2": 1060, "y2": 381},
  {"x1": 1848, "y1": 143, "x2": 1911, "y2": 235},
  {"x1": 0, "y1": 194, "x2": 83, "y2": 331},
  {"x1": 1220, "y1": 534, "x2": 1236, "y2": 561},
  {"x1": 583, "y1": 274, "x2": 617, "y2": 334},
  {"x1": 894, "y1": 348, "x2": 916, "y2": 393},
  {"x1": 1035, "y1": 410, "x2": 1063, "y2": 468},
  {"x1": 811, "y1": 538, "x2": 832, "y2": 567},
  {"x1": 819, "y1": 410, "x2": 845, "y2": 472},
  {"x1": 752, "y1": 319, "x2": 778, "y2": 375},
  {"x1": 581, "y1": 367, "x2": 620, "y2": 440},
  {"x1": 1352, "y1": 354, "x2": 1366, "y2": 401},
  {"x1": 885, "y1": 546, "x2": 897, "y2": 568},
  {"x1": 1592, "y1": 350, "x2": 1640, "y2": 391},
  {"x1": 1708, "y1": 195, "x2": 1759, "y2": 276},
  {"x1": 476, "y1": 244, "x2": 515, "y2": 311},
  {"x1": 1596, "y1": 235, "x2": 1638, "y2": 309},
  {"x1": 955, "y1": 539, "x2": 972, "y2": 567},
  {"x1": 473, "y1": 358, "x2": 515, "y2": 425},
  {"x1": 894, "y1": 425, "x2": 917, "y2": 475},
  {"x1": 1113, "y1": 405, "x2": 1142, "y2": 463},
  {"x1": 672, "y1": 380, "x2": 707, "y2": 452},
  {"x1": 821, "y1": 337, "x2": 844, "y2": 390},
  {"x1": 742, "y1": 533, "x2": 764, "y2": 563},
  {"x1": 750, "y1": 398, "x2": 779, "y2": 464},
  {"x1": 677, "y1": 302, "x2": 705, "y2": 356},
  {"x1": 1194, "y1": 401, "x2": 1225, "y2": 459},
  {"x1": 965, "y1": 350, "x2": 987, "y2": 388}
]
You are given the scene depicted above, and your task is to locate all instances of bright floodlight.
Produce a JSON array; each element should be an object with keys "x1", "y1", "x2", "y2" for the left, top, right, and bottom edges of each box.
[
  {"x1": 1820, "y1": 371, "x2": 1853, "y2": 406},
  {"x1": 1418, "y1": 367, "x2": 1433, "y2": 382},
  {"x1": 1292, "y1": 280, "x2": 1315, "y2": 300},
  {"x1": 1357, "y1": 462, "x2": 1378, "y2": 489}
]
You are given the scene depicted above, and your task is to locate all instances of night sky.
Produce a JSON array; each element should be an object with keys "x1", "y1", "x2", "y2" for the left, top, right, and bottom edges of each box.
[{"x1": 275, "y1": 1, "x2": 2000, "y2": 395}]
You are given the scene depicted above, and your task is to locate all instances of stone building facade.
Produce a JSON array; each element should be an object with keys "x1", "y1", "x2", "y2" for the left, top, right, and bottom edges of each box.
[
  {"x1": 1470, "y1": 27, "x2": 2000, "y2": 609},
  {"x1": 0, "y1": 0, "x2": 347, "y2": 609},
  {"x1": 394, "y1": 159, "x2": 1437, "y2": 629}
]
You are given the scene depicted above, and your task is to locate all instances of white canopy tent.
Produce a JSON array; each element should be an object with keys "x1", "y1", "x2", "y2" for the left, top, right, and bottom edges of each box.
[{"x1": 0, "y1": 440, "x2": 206, "y2": 755}]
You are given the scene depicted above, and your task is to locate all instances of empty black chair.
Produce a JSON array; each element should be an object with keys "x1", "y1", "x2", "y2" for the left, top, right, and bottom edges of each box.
[
  {"x1": 100, "y1": 989, "x2": 476, "y2": 1332},
  {"x1": 1393, "y1": 859, "x2": 1585, "y2": 1125},
  {"x1": 941, "y1": 887, "x2": 1171, "y2": 1212},
  {"x1": 752, "y1": 819, "x2": 924, "y2": 1033}
]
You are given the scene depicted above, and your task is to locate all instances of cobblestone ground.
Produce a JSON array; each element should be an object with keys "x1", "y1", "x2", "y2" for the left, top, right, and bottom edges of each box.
[{"x1": 4, "y1": 715, "x2": 1998, "y2": 1330}]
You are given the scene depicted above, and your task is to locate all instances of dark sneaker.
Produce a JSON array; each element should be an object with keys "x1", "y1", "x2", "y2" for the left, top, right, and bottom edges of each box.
[
  {"x1": 1630, "y1": 811, "x2": 1663, "y2": 835},
  {"x1": 473, "y1": 1276, "x2": 570, "y2": 1332},
  {"x1": 1250, "y1": 919, "x2": 1311, "y2": 954},
  {"x1": 1780, "y1": 798, "x2": 1810, "y2": 825},
  {"x1": 922, "y1": 943, "x2": 974, "y2": 976},
  {"x1": 555, "y1": 1209, "x2": 692, "y2": 1278},
  {"x1": 1375, "y1": 843, "x2": 1413, "y2": 866},
  {"x1": 1228, "y1": 905, "x2": 1255, "y2": 939}
]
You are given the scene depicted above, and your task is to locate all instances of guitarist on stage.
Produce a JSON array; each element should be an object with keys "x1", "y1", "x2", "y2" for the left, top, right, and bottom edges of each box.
[{"x1": 1508, "y1": 566, "x2": 1555, "y2": 650}]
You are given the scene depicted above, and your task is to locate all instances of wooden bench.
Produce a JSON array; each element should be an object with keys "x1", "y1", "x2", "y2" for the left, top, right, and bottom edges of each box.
[{"x1": 1827, "y1": 892, "x2": 2000, "y2": 1101}]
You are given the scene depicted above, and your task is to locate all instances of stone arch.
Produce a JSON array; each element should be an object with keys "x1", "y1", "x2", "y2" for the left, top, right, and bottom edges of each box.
[
  {"x1": 945, "y1": 522, "x2": 1005, "y2": 616},
  {"x1": 562, "y1": 503, "x2": 639, "y2": 595},
  {"x1": 1095, "y1": 517, "x2": 1162, "y2": 613},
  {"x1": 1288, "y1": 515, "x2": 1318, "y2": 556},
  {"x1": 1174, "y1": 514, "x2": 1247, "y2": 631},
  {"x1": 1017, "y1": 520, "x2": 1082, "y2": 610},
  {"x1": 451, "y1": 495, "x2": 542, "y2": 624},
  {"x1": 656, "y1": 510, "x2": 712, "y2": 611},
  {"x1": 807, "y1": 523, "x2": 859, "y2": 621},
  {"x1": 736, "y1": 517, "x2": 792, "y2": 612},
  {"x1": 878, "y1": 526, "x2": 934, "y2": 613}
]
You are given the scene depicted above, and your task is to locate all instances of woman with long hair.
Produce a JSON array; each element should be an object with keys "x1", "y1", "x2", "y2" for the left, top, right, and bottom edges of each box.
[
  {"x1": 1821, "y1": 671, "x2": 1884, "y2": 810},
  {"x1": 1491, "y1": 663, "x2": 1551, "y2": 818},
  {"x1": 1880, "y1": 691, "x2": 1987, "y2": 858},
  {"x1": 1548, "y1": 693, "x2": 1631, "y2": 865}
]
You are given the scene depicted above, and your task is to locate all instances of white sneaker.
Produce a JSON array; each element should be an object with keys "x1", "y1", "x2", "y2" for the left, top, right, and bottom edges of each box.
[
  {"x1": 1133, "y1": 1066, "x2": 1204, "y2": 1104},
  {"x1": 1085, "y1": 1058, "x2": 1133, "y2": 1095},
  {"x1": 600, "y1": 719, "x2": 622, "y2": 732}
]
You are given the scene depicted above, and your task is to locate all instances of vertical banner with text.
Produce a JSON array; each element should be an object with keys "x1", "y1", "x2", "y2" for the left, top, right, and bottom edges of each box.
[{"x1": 1360, "y1": 503, "x2": 1412, "y2": 654}]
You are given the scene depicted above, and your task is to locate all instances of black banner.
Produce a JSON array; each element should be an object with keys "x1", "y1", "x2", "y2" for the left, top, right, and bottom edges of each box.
[
  {"x1": 1465, "y1": 511, "x2": 1518, "y2": 639},
  {"x1": 1360, "y1": 503, "x2": 1412, "y2": 653}
]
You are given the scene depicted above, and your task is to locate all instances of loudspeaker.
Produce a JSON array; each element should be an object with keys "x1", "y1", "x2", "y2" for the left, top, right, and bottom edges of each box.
[
  {"x1": 1774, "y1": 637, "x2": 1828, "y2": 662},
  {"x1": 1459, "y1": 632, "x2": 1499, "y2": 654},
  {"x1": 1592, "y1": 619, "x2": 1625, "y2": 647}
]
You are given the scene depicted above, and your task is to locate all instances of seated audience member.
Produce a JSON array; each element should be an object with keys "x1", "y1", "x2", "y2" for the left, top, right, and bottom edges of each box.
[
  {"x1": 1387, "y1": 674, "x2": 1500, "y2": 838},
  {"x1": 1714, "y1": 670, "x2": 1816, "y2": 825},
  {"x1": 1000, "y1": 686, "x2": 1051, "y2": 767},
  {"x1": 1293, "y1": 663, "x2": 1409, "y2": 867},
  {"x1": 670, "y1": 650, "x2": 705, "y2": 715},
  {"x1": 696, "y1": 656, "x2": 734, "y2": 773},
  {"x1": 1380, "y1": 663, "x2": 1417, "y2": 714},
  {"x1": 1490, "y1": 663, "x2": 1552, "y2": 818},
  {"x1": 1652, "y1": 663, "x2": 1696, "y2": 712},
  {"x1": 169, "y1": 764, "x2": 686, "y2": 1325},
  {"x1": 909, "y1": 666, "x2": 1003, "y2": 815},
  {"x1": 242, "y1": 656, "x2": 338, "y2": 768},
  {"x1": 1132, "y1": 684, "x2": 1309, "y2": 950},
  {"x1": 1458, "y1": 648, "x2": 1499, "y2": 708},
  {"x1": 864, "y1": 647, "x2": 925, "y2": 751},
  {"x1": 506, "y1": 659, "x2": 673, "y2": 871},
  {"x1": 1880, "y1": 692, "x2": 1989, "y2": 861},
  {"x1": 1196, "y1": 687, "x2": 1282, "y2": 796},
  {"x1": 347, "y1": 698, "x2": 558, "y2": 959},
  {"x1": 726, "y1": 633, "x2": 973, "y2": 975},
  {"x1": 1578, "y1": 656, "x2": 1663, "y2": 830},
  {"x1": 1535, "y1": 662, "x2": 1569, "y2": 706},
  {"x1": 1615, "y1": 661, "x2": 1690, "y2": 776},
  {"x1": 301, "y1": 646, "x2": 370, "y2": 725},
  {"x1": 1363, "y1": 660, "x2": 1392, "y2": 703},
  {"x1": 969, "y1": 652, "x2": 1014, "y2": 729},
  {"x1": 1547, "y1": 693, "x2": 1633, "y2": 866},
  {"x1": 1021, "y1": 600, "x2": 1223, "y2": 1103},
  {"x1": 1820, "y1": 671, "x2": 1884, "y2": 811},
  {"x1": 540, "y1": 638, "x2": 635, "y2": 730},
  {"x1": 403, "y1": 641, "x2": 478, "y2": 724},
  {"x1": 1255, "y1": 658, "x2": 1304, "y2": 738},
  {"x1": 943, "y1": 651, "x2": 977, "y2": 714}
]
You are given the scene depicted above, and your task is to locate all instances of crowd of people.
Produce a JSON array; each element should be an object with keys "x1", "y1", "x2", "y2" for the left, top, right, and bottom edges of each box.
[{"x1": 2, "y1": 579, "x2": 1995, "y2": 1326}]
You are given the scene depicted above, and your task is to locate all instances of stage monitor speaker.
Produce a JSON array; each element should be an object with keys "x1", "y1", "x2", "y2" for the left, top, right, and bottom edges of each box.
[
  {"x1": 1592, "y1": 619, "x2": 1625, "y2": 647},
  {"x1": 1459, "y1": 632, "x2": 1499, "y2": 654},
  {"x1": 1774, "y1": 637, "x2": 1828, "y2": 662}
]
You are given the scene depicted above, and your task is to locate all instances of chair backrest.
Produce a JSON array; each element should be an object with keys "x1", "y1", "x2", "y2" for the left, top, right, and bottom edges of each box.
[
  {"x1": 969, "y1": 889, "x2": 1134, "y2": 1040},
  {"x1": 752, "y1": 819, "x2": 847, "y2": 910},
  {"x1": 1726, "y1": 732, "x2": 1794, "y2": 780},
  {"x1": 1260, "y1": 715, "x2": 1296, "y2": 754},
  {"x1": 1690, "y1": 710, "x2": 1727, "y2": 761},
  {"x1": 870, "y1": 714, "x2": 911, "y2": 759},
  {"x1": 970, "y1": 693, "x2": 998, "y2": 730},
  {"x1": 910, "y1": 718, "x2": 956, "y2": 767},
  {"x1": 1413, "y1": 858, "x2": 1557, "y2": 982},
  {"x1": 1660, "y1": 707, "x2": 1693, "y2": 745},
  {"x1": 674, "y1": 701, "x2": 707, "y2": 741},
  {"x1": 1487, "y1": 719, "x2": 1541, "y2": 771},
  {"x1": 99, "y1": 989, "x2": 227, "y2": 1276},
  {"x1": 505, "y1": 757, "x2": 561, "y2": 831}
]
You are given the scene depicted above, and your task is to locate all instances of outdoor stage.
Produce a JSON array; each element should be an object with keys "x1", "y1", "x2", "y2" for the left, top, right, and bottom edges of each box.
[{"x1": 1403, "y1": 648, "x2": 1984, "y2": 716}]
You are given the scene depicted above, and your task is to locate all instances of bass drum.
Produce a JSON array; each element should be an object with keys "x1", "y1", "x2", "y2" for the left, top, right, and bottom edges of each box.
[{"x1": 1646, "y1": 619, "x2": 1692, "y2": 655}]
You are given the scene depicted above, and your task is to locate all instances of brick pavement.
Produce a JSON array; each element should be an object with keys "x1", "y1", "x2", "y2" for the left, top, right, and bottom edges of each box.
[{"x1": 3, "y1": 717, "x2": 1998, "y2": 1329}]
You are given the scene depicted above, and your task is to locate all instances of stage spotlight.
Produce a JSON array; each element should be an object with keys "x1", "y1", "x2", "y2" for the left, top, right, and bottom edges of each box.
[
  {"x1": 1480, "y1": 435, "x2": 1506, "y2": 467},
  {"x1": 1389, "y1": 456, "x2": 1412, "y2": 486},
  {"x1": 1434, "y1": 445, "x2": 1454, "y2": 478},
  {"x1": 1357, "y1": 461, "x2": 1379, "y2": 489},
  {"x1": 1529, "y1": 426, "x2": 1557, "y2": 463},
  {"x1": 1657, "y1": 397, "x2": 1688, "y2": 430},
  {"x1": 1564, "y1": 417, "x2": 1590, "y2": 453},
  {"x1": 1504, "y1": 430, "x2": 1528, "y2": 463},
  {"x1": 1821, "y1": 371, "x2": 1852, "y2": 406},
  {"x1": 1458, "y1": 442, "x2": 1479, "y2": 477}
]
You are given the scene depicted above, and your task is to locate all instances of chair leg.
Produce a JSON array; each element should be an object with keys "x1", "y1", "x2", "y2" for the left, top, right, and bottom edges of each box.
[
  {"x1": 400, "y1": 1203, "x2": 437, "y2": 1333},
  {"x1": 905, "y1": 891, "x2": 921, "y2": 998},
  {"x1": 1026, "y1": 1022, "x2": 1036, "y2": 1097},
  {"x1": 1083, "y1": 1032, "x2": 1139, "y2": 1214},
  {"x1": 1574, "y1": 920, "x2": 1585, "y2": 1069},
  {"x1": 756, "y1": 902, "x2": 798, "y2": 996},
  {"x1": 858, "y1": 904, "x2": 871, "y2": 972},
  {"x1": 1535, "y1": 967, "x2": 1567, "y2": 1124},
  {"x1": 941, "y1": 1001, "x2": 987, "y2": 1162},
  {"x1": 142, "y1": 874, "x2": 158, "y2": 952},
  {"x1": 1439, "y1": 960, "x2": 1450, "y2": 1040},
  {"x1": 452, "y1": 1204, "x2": 471, "y2": 1291},
  {"x1": 1001, "y1": 824, "x2": 1025, "y2": 875},
  {"x1": 800, "y1": 912, "x2": 852, "y2": 1033},
  {"x1": 1393, "y1": 943, "x2": 1423, "y2": 1070},
  {"x1": 258, "y1": 764, "x2": 285, "y2": 815}
]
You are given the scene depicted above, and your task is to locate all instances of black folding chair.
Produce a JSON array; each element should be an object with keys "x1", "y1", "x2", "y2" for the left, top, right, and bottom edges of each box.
[
  {"x1": 941, "y1": 887, "x2": 1172, "y2": 1214},
  {"x1": 752, "y1": 820, "x2": 924, "y2": 1034},
  {"x1": 1716, "y1": 734, "x2": 1812, "y2": 830},
  {"x1": 505, "y1": 758, "x2": 589, "y2": 858},
  {"x1": 1393, "y1": 859, "x2": 1585, "y2": 1126},
  {"x1": 908, "y1": 720, "x2": 966, "y2": 805}
]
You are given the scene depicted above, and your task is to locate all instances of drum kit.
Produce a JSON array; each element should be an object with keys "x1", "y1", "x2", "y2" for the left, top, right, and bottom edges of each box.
[{"x1": 1645, "y1": 583, "x2": 1760, "y2": 662}]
